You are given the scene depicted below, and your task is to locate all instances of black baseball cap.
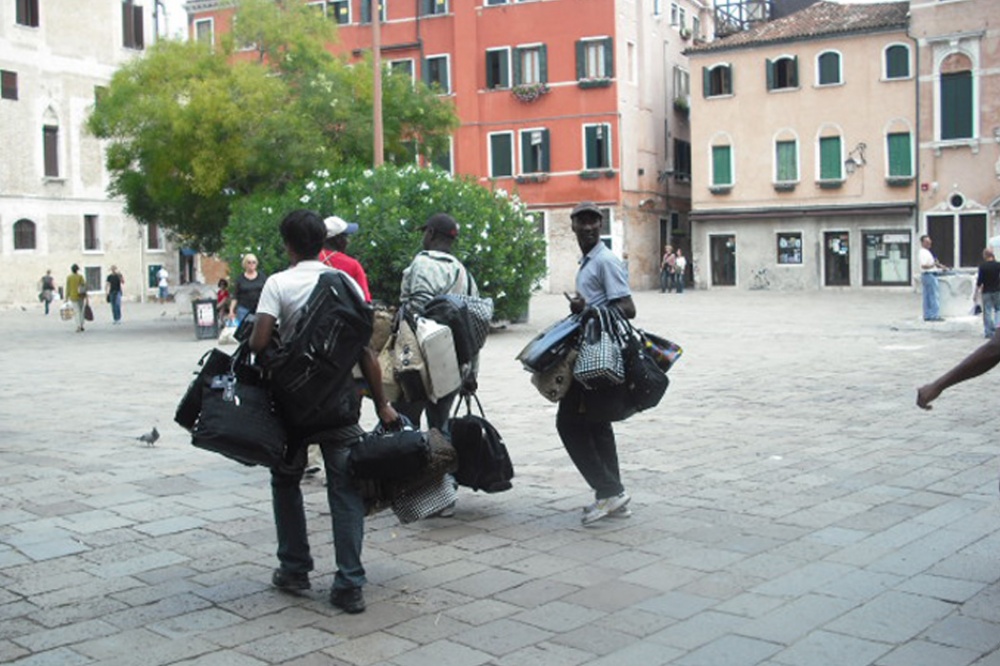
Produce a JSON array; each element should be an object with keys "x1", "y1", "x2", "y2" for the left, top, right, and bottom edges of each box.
[
  {"x1": 420, "y1": 213, "x2": 459, "y2": 238},
  {"x1": 571, "y1": 201, "x2": 603, "y2": 219}
]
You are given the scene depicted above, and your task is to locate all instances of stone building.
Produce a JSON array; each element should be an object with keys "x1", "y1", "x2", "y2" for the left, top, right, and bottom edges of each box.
[{"x1": 0, "y1": 0, "x2": 177, "y2": 306}]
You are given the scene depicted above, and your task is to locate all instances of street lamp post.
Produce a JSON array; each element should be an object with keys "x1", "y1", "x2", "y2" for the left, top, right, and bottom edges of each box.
[{"x1": 372, "y1": 3, "x2": 384, "y2": 167}]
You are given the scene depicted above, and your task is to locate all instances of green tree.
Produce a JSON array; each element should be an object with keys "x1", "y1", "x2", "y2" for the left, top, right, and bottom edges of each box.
[
  {"x1": 87, "y1": 0, "x2": 457, "y2": 251},
  {"x1": 225, "y1": 165, "x2": 547, "y2": 321}
]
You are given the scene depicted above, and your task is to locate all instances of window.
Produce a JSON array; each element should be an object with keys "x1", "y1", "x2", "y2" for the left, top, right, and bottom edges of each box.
[
  {"x1": 819, "y1": 136, "x2": 842, "y2": 181},
  {"x1": 85, "y1": 267, "x2": 102, "y2": 292},
  {"x1": 884, "y1": 44, "x2": 909, "y2": 80},
  {"x1": 777, "y1": 232, "x2": 803, "y2": 265},
  {"x1": 775, "y1": 139, "x2": 797, "y2": 183},
  {"x1": 486, "y1": 0, "x2": 507, "y2": 5},
  {"x1": 1, "y1": 71, "x2": 17, "y2": 101},
  {"x1": 703, "y1": 64, "x2": 733, "y2": 97},
  {"x1": 520, "y1": 129, "x2": 550, "y2": 174},
  {"x1": 863, "y1": 231, "x2": 910, "y2": 286},
  {"x1": 576, "y1": 38, "x2": 613, "y2": 80},
  {"x1": 711, "y1": 145, "x2": 733, "y2": 186},
  {"x1": 887, "y1": 132, "x2": 912, "y2": 177},
  {"x1": 692, "y1": 17, "x2": 700, "y2": 38},
  {"x1": 43, "y1": 125, "x2": 59, "y2": 177},
  {"x1": 673, "y1": 138, "x2": 691, "y2": 179},
  {"x1": 84, "y1": 215, "x2": 101, "y2": 251},
  {"x1": 486, "y1": 48, "x2": 510, "y2": 89},
  {"x1": 423, "y1": 55, "x2": 450, "y2": 94},
  {"x1": 670, "y1": 2, "x2": 678, "y2": 25},
  {"x1": 16, "y1": 0, "x2": 38, "y2": 27},
  {"x1": 825, "y1": 231, "x2": 850, "y2": 286},
  {"x1": 361, "y1": 0, "x2": 385, "y2": 23},
  {"x1": 654, "y1": 0, "x2": 662, "y2": 16},
  {"x1": 122, "y1": 0, "x2": 144, "y2": 50},
  {"x1": 13, "y1": 219, "x2": 36, "y2": 250},
  {"x1": 327, "y1": 0, "x2": 350, "y2": 23},
  {"x1": 147, "y1": 223, "x2": 163, "y2": 250},
  {"x1": 817, "y1": 51, "x2": 841, "y2": 86},
  {"x1": 513, "y1": 45, "x2": 547, "y2": 85},
  {"x1": 940, "y1": 70, "x2": 973, "y2": 140},
  {"x1": 489, "y1": 132, "x2": 514, "y2": 178},
  {"x1": 766, "y1": 56, "x2": 798, "y2": 90},
  {"x1": 678, "y1": 7, "x2": 686, "y2": 29},
  {"x1": 420, "y1": 0, "x2": 447, "y2": 15},
  {"x1": 584, "y1": 123, "x2": 612, "y2": 170},
  {"x1": 389, "y1": 59, "x2": 414, "y2": 82},
  {"x1": 429, "y1": 137, "x2": 452, "y2": 174},
  {"x1": 194, "y1": 18, "x2": 213, "y2": 45},
  {"x1": 673, "y1": 66, "x2": 689, "y2": 99}
]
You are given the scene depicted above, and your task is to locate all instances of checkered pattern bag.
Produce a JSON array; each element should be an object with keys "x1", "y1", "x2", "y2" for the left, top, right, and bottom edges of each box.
[
  {"x1": 390, "y1": 474, "x2": 458, "y2": 524},
  {"x1": 573, "y1": 308, "x2": 625, "y2": 389},
  {"x1": 451, "y1": 295, "x2": 493, "y2": 350}
]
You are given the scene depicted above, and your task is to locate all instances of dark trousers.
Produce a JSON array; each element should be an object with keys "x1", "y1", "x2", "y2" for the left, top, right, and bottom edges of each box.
[
  {"x1": 394, "y1": 389, "x2": 458, "y2": 434},
  {"x1": 556, "y1": 382, "x2": 624, "y2": 500}
]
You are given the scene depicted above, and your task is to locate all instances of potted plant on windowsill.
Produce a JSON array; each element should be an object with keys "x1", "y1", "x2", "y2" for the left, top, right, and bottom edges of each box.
[
  {"x1": 516, "y1": 173, "x2": 549, "y2": 184},
  {"x1": 578, "y1": 77, "x2": 612, "y2": 89},
  {"x1": 512, "y1": 82, "x2": 550, "y2": 103},
  {"x1": 885, "y1": 176, "x2": 914, "y2": 188},
  {"x1": 708, "y1": 184, "x2": 732, "y2": 194},
  {"x1": 773, "y1": 181, "x2": 796, "y2": 192},
  {"x1": 816, "y1": 179, "x2": 844, "y2": 189},
  {"x1": 673, "y1": 97, "x2": 689, "y2": 116}
]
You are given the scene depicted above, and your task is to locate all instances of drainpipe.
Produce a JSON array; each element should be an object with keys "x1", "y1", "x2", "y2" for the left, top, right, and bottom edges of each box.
[{"x1": 908, "y1": 19, "x2": 920, "y2": 239}]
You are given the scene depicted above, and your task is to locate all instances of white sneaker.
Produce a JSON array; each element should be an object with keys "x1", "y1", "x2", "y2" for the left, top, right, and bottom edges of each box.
[
  {"x1": 582, "y1": 501, "x2": 632, "y2": 519},
  {"x1": 581, "y1": 493, "x2": 630, "y2": 525}
]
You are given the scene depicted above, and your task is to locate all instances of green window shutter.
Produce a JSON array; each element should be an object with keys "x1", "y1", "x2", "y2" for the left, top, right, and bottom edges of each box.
[
  {"x1": 422, "y1": 58, "x2": 432, "y2": 86},
  {"x1": 521, "y1": 131, "x2": 534, "y2": 172},
  {"x1": 941, "y1": 71, "x2": 972, "y2": 140},
  {"x1": 776, "y1": 141, "x2": 796, "y2": 181},
  {"x1": 542, "y1": 129, "x2": 551, "y2": 172},
  {"x1": 819, "y1": 53, "x2": 838, "y2": 84},
  {"x1": 585, "y1": 125, "x2": 598, "y2": 169},
  {"x1": 603, "y1": 38, "x2": 614, "y2": 78},
  {"x1": 887, "y1": 132, "x2": 912, "y2": 177},
  {"x1": 499, "y1": 50, "x2": 509, "y2": 88},
  {"x1": 819, "y1": 136, "x2": 841, "y2": 179},
  {"x1": 703, "y1": 66, "x2": 710, "y2": 97},
  {"x1": 728, "y1": 65, "x2": 734, "y2": 93},
  {"x1": 539, "y1": 44, "x2": 548, "y2": 83},
  {"x1": 362, "y1": 0, "x2": 371, "y2": 22},
  {"x1": 765, "y1": 58, "x2": 774, "y2": 91},
  {"x1": 712, "y1": 145, "x2": 732, "y2": 185},
  {"x1": 512, "y1": 47, "x2": 522, "y2": 86},
  {"x1": 886, "y1": 45, "x2": 908, "y2": 78},
  {"x1": 790, "y1": 55, "x2": 798, "y2": 87},
  {"x1": 576, "y1": 41, "x2": 585, "y2": 79},
  {"x1": 490, "y1": 134, "x2": 512, "y2": 177}
]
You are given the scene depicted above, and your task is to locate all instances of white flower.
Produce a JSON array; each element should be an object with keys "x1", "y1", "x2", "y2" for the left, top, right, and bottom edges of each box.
[
  {"x1": 317, "y1": 169, "x2": 330, "y2": 178},
  {"x1": 362, "y1": 196, "x2": 374, "y2": 207},
  {"x1": 496, "y1": 290, "x2": 506, "y2": 299},
  {"x1": 399, "y1": 219, "x2": 408, "y2": 226},
  {"x1": 363, "y1": 169, "x2": 374, "y2": 178},
  {"x1": 496, "y1": 188, "x2": 508, "y2": 198},
  {"x1": 480, "y1": 230, "x2": 489, "y2": 239},
  {"x1": 306, "y1": 181, "x2": 317, "y2": 192},
  {"x1": 475, "y1": 244, "x2": 483, "y2": 253},
  {"x1": 419, "y1": 181, "x2": 430, "y2": 191},
  {"x1": 370, "y1": 240, "x2": 378, "y2": 247},
  {"x1": 300, "y1": 195, "x2": 310, "y2": 204}
]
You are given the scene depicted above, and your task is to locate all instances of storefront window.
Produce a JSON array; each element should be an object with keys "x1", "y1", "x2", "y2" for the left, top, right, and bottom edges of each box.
[
  {"x1": 863, "y1": 231, "x2": 911, "y2": 286},
  {"x1": 776, "y1": 232, "x2": 802, "y2": 265}
]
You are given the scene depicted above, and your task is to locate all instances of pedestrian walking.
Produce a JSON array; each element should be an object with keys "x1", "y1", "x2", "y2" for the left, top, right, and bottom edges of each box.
[
  {"x1": 39, "y1": 269, "x2": 55, "y2": 315},
  {"x1": 976, "y1": 247, "x2": 1000, "y2": 338},
  {"x1": 247, "y1": 209, "x2": 398, "y2": 615},
  {"x1": 106, "y1": 265, "x2": 124, "y2": 324},
  {"x1": 228, "y1": 254, "x2": 266, "y2": 325},
  {"x1": 674, "y1": 248, "x2": 687, "y2": 294},
  {"x1": 561, "y1": 202, "x2": 636, "y2": 525},
  {"x1": 659, "y1": 244, "x2": 674, "y2": 293},
  {"x1": 156, "y1": 266, "x2": 170, "y2": 304},
  {"x1": 65, "y1": 264, "x2": 88, "y2": 332},
  {"x1": 919, "y1": 235, "x2": 947, "y2": 321}
]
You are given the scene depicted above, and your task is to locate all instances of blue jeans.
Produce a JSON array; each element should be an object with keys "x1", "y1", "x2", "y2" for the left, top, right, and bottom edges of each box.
[
  {"x1": 271, "y1": 439, "x2": 366, "y2": 591},
  {"x1": 110, "y1": 292, "x2": 122, "y2": 322},
  {"x1": 921, "y1": 272, "x2": 940, "y2": 320},
  {"x1": 983, "y1": 291, "x2": 1000, "y2": 337},
  {"x1": 394, "y1": 389, "x2": 458, "y2": 434},
  {"x1": 659, "y1": 270, "x2": 671, "y2": 293}
]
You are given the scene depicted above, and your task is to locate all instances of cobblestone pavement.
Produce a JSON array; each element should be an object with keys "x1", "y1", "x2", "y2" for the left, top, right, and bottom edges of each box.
[{"x1": 3, "y1": 289, "x2": 1000, "y2": 666}]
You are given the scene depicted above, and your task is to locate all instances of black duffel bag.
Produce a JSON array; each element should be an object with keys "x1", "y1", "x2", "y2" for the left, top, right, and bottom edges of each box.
[
  {"x1": 350, "y1": 419, "x2": 431, "y2": 481},
  {"x1": 175, "y1": 348, "x2": 236, "y2": 432}
]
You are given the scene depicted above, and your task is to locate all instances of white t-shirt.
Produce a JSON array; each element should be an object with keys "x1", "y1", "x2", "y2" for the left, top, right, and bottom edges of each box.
[
  {"x1": 256, "y1": 260, "x2": 363, "y2": 334},
  {"x1": 157, "y1": 268, "x2": 169, "y2": 287},
  {"x1": 918, "y1": 247, "x2": 936, "y2": 273},
  {"x1": 675, "y1": 256, "x2": 687, "y2": 272}
]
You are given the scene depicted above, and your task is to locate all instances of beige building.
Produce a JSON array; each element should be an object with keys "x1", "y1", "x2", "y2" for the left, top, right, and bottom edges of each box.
[
  {"x1": 910, "y1": 0, "x2": 1000, "y2": 268},
  {"x1": 0, "y1": 0, "x2": 177, "y2": 306},
  {"x1": 686, "y1": 1, "x2": 916, "y2": 290}
]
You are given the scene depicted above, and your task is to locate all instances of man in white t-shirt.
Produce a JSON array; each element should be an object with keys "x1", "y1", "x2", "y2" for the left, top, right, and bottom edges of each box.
[
  {"x1": 249, "y1": 209, "x2": 398, "y2": 615},
  {"x1": 919, "y1": 235, "x2": 947, "y2": 321},
  {"x1": 156, "y1": 267, "x2": 169, "y2": 303}
]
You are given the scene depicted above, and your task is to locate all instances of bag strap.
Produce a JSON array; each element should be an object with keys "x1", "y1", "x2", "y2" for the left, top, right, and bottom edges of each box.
[{"x1": 452, "y1": 392, "x2": 486, "y2": 419}]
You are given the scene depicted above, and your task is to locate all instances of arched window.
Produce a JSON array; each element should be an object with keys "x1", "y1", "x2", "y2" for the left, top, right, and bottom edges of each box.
[
  {"x1": 766, "y1": 55, "x2": 798, "y2": 90},
  {"x1": 817, "y1": 51, "x2": 841, "y2": 86},
  {"x1": 939, "y1": 52, "x2": 973, "y2": 140},
  {"x1": 709, "y1": 134, "x2": 734, "y2": 189},
  {"x1": 884, "y1": 44, "x2": 910, "y2": 80},
  {"x1": 774, "y1": 131, "x2": 798, "y2": 184},
  {"x1": 885, "y1": 120, "x2": 913, "y2": 180},
  {"x1": 702, "y1": 64, "x2": 733, "y2": 97},
  {"x1": 13, "y1": 218, "x2": 36, "y2": 250},
  {"x1": 817, "y1": 129, "x2": 843, "y2": 182}
]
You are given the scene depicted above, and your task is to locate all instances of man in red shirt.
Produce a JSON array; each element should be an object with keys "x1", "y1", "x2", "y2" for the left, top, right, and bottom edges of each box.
[{"x1": 320, "y1": 216, "x2": 372, "y2": 303}]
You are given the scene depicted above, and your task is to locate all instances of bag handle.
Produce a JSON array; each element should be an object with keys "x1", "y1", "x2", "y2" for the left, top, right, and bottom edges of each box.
[{"x1": 452, "y1": 391, "x2": 486, "y2": 420}]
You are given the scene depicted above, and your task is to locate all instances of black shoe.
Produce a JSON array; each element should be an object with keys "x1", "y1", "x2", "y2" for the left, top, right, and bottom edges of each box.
[
  {"x1": 272, "y1": 568, "x2": 310, "y2": 591},
  {"x1": 330, "y1": 587, "x2": 366, "y2": 614}
]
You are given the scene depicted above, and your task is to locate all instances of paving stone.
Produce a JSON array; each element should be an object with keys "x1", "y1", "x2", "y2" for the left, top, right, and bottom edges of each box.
[
  {"x1": 547, "y1": 623, "x2": 636, "y2": 656},
  {"x1": 450, "y1": 618, "x2": 554, "y2": 656},
  {"x1": 824, "y1": 591, "x2": 956, "y2": 643},
  {"x1": 674, "y1": 634, "x2": 783, "y2": 666},
  {"x1": 442, "y1": 599, "x2": 521, "y2": 625},
  {"x1": 876, "y1": 639, "x2": 980, "y2": 666},
  {"x1": 5, "y1": 646, "x2": 92, "y2": 666},
  {"x1": 236, "y1": 626, "x2": 342, "y2": 662},
  {"x1": 326, "y1": 631, "x2": 418, "y2": 665},
  {"x1": 388, "y1": 639, "x2": 492, "y2": 666},
  {"x1": 512, "y1": 601, "x2": 606, "y2": 632},
  {"x1": 922, "y1": 615, "x2": 1000, "y2": 653},
  {"x1": 770, "y1": 630, "x2": 892, "y2": 665},
  {"x1": 491, "y1": 641, "x2": 593, "y2": 666}
]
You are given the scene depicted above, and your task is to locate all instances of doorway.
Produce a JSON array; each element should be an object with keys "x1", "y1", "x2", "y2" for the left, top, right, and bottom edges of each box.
[
  {"x1": 710, "y1": 234, "x2": 736, "y2": 286},
  {"x1": 824, "y1": 231, "x2": 850, "y2": 286}
]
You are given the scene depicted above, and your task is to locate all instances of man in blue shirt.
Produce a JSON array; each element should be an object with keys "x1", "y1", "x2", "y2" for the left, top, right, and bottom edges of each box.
[{"x1": 562, "y1": 202, "x2": 637, "y2": 525}]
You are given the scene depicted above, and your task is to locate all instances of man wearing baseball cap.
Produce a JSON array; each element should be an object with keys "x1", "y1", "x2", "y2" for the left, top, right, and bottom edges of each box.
[
  {"x1": 320, "y1": 215, "x2": 371, "y2": 302},
  {"x1": 561, "y1": 201, "x2": 637, "y2": 525}
]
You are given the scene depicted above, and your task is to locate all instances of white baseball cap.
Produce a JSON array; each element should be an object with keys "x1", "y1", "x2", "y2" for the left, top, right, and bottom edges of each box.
[{"x1": 324, "y1": 215, "x2": 359, "y2": 237}]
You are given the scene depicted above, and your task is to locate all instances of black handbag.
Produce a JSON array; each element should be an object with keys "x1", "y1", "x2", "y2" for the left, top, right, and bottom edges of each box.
[
  {"x1": 582, "y1": 382, "x2": 639, "y2": 423},
  {"x1": 622, "y1": 333, "x2": 669, "y2": 412},
  {"x1": 191, "y1": 345, "x2": 297, "y2": 472},
  {"x1": 350, "y1": 423, "x2": 431, "y2": 481},
  {"x1": 448, "y1": 394, "x2": 513, "y2": 493},
  {"x1": 175, "y1": 348, "x2": 233, "y2": 432},
  {"x1": 516, "y1": 314, "x2": 582, "y2": 373}
]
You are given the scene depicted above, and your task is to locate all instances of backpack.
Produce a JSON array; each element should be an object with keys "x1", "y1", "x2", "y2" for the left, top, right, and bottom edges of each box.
[
  {"x1": 448, "y1": 394, "x2": 513, "y2": 493},
  {"x1": 264, "y1": 270, "x2": 374, "y2": 440}
]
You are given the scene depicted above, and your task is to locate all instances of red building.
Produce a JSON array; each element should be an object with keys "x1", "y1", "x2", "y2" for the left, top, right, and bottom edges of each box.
[{"x1": 186, "y1": 0, "x2": 708, "y2": 292}]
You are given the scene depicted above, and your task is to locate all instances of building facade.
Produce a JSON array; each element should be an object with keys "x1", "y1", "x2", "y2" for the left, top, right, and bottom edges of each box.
[
  {"x1": 186, "y1": 0, "x2": 710, "y2": 293},
  {"x1": 687, "y1": 1, "x2": 917, "y2": 290},
  {"x1": 910, "y1": 0, "x2": 1000, "y2": 270},
  {"x1": 0, "y1": 0, "x2": 179, "y2": 306}
]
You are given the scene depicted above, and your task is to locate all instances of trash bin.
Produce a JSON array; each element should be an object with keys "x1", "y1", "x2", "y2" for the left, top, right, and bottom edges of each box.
[{"x1": 192, "y1": 299, "x2": 219, "y2": 340}]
